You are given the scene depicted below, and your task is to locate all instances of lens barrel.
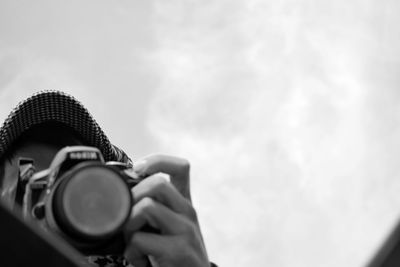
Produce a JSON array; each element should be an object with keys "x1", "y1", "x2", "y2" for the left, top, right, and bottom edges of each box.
[{"x1": 52, "y1": 164, "x2": 132, "y2": 243}]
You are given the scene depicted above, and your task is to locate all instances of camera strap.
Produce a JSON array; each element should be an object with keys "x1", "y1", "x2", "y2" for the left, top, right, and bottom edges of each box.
[
  {"x1": 0, "y1": 157, "x2": 35, "y2": 211},
  {"x1": 15, "y1": 157, "x2": 36, "y2": 207}
]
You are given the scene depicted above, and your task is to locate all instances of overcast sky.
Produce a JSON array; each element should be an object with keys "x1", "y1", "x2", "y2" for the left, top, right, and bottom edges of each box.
[{"x1": 1, "y1": 1, "x2": 400, "y2": 266}]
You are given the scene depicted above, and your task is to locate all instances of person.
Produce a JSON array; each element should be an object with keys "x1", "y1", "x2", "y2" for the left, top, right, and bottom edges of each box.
[{"x1": 0, "y1": 90, "x2": 215, "y2": 267}]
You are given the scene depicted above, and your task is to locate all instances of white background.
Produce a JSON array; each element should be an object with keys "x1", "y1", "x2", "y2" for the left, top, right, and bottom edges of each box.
[{"x1": 1, "y1": 1, "x2": 400, "y2": 266}]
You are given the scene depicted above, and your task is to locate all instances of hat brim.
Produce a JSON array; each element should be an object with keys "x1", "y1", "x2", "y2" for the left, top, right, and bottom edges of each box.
[{"x1": 0, "y1": 90, "x2": 130, "y2": 164}]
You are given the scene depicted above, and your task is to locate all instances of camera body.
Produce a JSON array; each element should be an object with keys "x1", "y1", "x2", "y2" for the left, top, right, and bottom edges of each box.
[{"x1": 21, "y1": 146, "x2": 140, "y2": 255}]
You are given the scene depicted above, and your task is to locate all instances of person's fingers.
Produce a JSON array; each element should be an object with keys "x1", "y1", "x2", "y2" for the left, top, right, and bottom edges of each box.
[
  {"x1": 125, "y1": 232, "x2": 171, "y2": 260},
  {"x1": 148, "y1": 256, "x2": 161, "y2": 267},
  {"x1": 132, "y1": 173, "x2": 196, "y2": 219},
  {"x1": 126, "y1": 231, "x2": 209, "y2": 267},
  {"x1": 134, "y1": 154, "x2": 191, "y2": 200},
  {"x1": 124, "y1": 232, "x2": 176, "y2": 267},
  {"x1": 134, "y1": 154, "x2": 190, "y2": 177},
  {"x1": 123, "y1": 245, "x2": 151, "y2": 267},
  {"x1": 125, "y1": 196, "x2": 191, "y2": 234}
]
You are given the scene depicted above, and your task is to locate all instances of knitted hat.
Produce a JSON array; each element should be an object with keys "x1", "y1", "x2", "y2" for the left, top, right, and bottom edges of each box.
[{"x1": 0, "y1": 90, "x2": 131, "y2": 164}]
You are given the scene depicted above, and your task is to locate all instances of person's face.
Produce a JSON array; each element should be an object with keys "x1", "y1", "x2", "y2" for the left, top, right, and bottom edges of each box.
[{"x1": 0, "y1": 126, "x2": 85, "y2": 192}]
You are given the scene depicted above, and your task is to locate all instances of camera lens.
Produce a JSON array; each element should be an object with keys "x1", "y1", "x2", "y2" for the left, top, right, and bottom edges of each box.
[{"x1": 53, "y1": 164, "x2": 132, "y2": 241}]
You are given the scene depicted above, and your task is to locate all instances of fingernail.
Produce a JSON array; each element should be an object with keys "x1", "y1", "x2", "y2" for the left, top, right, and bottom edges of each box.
[
  {"x1": 157, "y1": 172, "x2": 171, "y2": 183},
  {"x1": 149, "y1": 256, "x2": 160, "y2": 267},
  {"x1": 134, "y1": 159, "x2": 147, "y2": 173}
]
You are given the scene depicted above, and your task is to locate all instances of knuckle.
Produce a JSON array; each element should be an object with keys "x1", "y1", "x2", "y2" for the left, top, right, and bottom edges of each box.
[
  {"x1": 124, "y1": 236, "x2": 147, "y2": 266},
  {"x1": 139, "y1": 197, "x2": 155, "y2": 213},
  {"x1": 151, "y1": 153, "x2": 164, "y2": 163},
  {"x1": 129, "y1": 233, "x2": 141, "y2": 246},
  {"x1": 175, "y1": 235, "x2": 188, "y2": 250},
  {"x1": 154, "y1": 174, "x2": 169, "y2": 187},
  {"x1": 178, "y1": 158, "x2": 191, "y2": 173},
  {"x1": 169, "y1": 232, "x2": 202, "y2": 265},
  {"x1": 147, "y1": 174, "x2": 170, "y2": 194},
  {"x1": 181, "y1": 219, "x2": 197, "y2": 237},
  {"x1": 186, "y1": 204, "x2": 198, "y2": 222}
]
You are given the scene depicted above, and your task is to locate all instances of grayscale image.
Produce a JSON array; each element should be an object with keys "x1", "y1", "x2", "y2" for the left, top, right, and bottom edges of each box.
[{"x1": 0, "y1": 1, "x2": 399, "y2": 267}]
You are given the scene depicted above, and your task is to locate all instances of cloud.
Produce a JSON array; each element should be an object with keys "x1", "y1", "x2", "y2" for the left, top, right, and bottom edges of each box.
[
  {"x1": 1, "y1": 1, "x2": 400, "y2": 266},
  {"x1": 147, "y1": 1, "x2": 400, "y2": 266}
]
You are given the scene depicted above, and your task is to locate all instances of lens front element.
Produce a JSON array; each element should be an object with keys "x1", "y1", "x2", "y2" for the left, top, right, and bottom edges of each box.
[{"x1": 53, "y1": 165, "x2": 131, "y2": 240}]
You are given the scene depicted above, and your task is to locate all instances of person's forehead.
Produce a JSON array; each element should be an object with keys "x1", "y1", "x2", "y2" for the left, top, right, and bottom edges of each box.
[
  {"x1": 9, "y1": 142, "x2": 61, "y2": 170},
  {"x1": 16, "y1": 122, "x2": 86, "y2": 146},
  {"x1": 2, "y1": 122, "x2": 86, "y2": 170}
]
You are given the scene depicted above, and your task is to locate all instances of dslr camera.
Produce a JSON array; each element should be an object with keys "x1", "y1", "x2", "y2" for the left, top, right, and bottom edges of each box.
[{"x1": 17, "y1": 146, "x2": 141, "y2": 255}]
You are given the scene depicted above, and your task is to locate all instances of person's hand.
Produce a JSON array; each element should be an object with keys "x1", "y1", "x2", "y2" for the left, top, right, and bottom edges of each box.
[{"x1": 123, "y1": 154, "x2": 210, "y2": 267}]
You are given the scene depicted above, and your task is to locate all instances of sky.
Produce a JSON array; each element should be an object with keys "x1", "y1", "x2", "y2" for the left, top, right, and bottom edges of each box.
[{"x1": 1, "y1": 1, "x2": 400, "y2": 266}]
